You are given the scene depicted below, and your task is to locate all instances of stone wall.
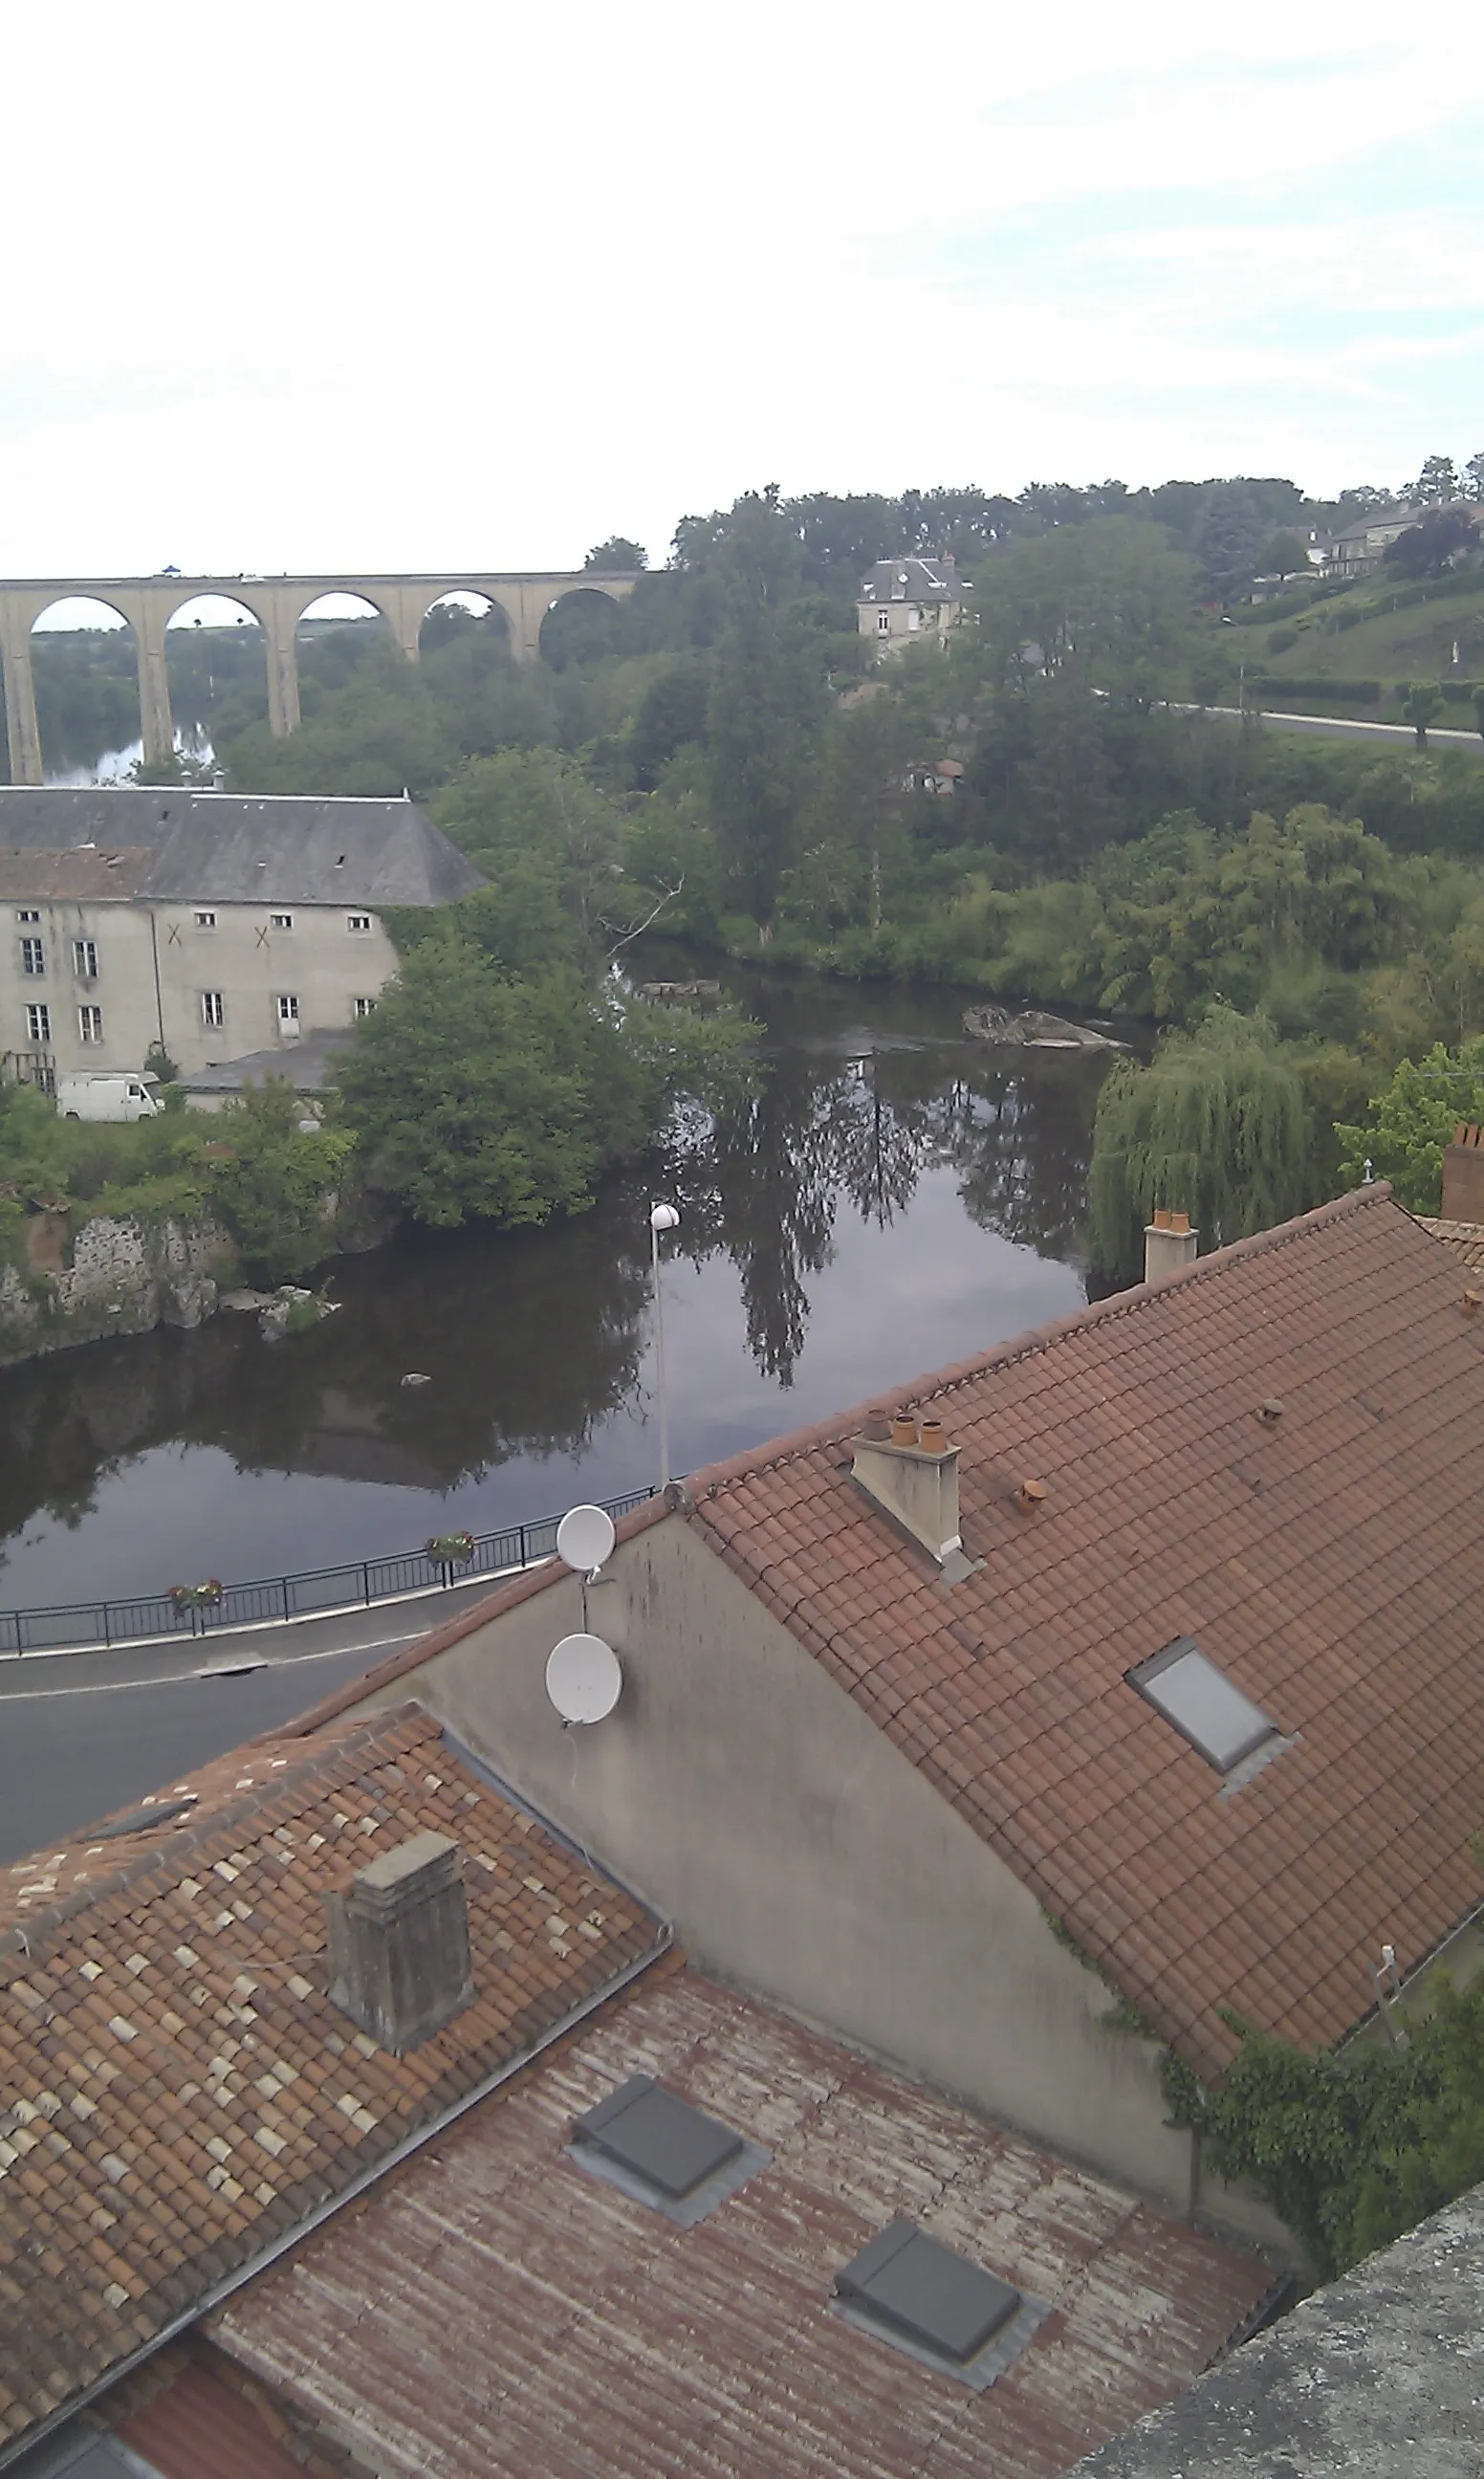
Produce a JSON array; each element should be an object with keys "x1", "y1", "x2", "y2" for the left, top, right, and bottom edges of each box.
[{"x1": 0, "y1": 1209, "x2": 237, "y2": 1364}]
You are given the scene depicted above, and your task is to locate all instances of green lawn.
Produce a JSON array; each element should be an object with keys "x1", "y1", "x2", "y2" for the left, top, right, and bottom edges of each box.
[{"x1": 1243, "y1": 573, "x2": 1484, "y2": 721}]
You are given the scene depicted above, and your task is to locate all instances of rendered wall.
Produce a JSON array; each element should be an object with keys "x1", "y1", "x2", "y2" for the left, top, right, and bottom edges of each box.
[
  {"x1": 0, "y1": 899, "x2": 398, "y2": 1076},
  {"x1": 346, "y1": 1512, "x2": 1292, "y2": 2252}
]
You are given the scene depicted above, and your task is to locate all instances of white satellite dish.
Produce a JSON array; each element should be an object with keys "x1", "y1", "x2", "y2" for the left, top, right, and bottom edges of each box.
[
  {"x1": 545, "y1": 1633, "x2": 622, "y2": 1725},
  {"x1": 556, "y1": 1503, "x2": 616, "y2": 1575}
]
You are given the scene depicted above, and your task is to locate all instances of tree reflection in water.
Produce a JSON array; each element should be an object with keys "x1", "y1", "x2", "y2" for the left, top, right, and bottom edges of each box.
[{"x1": 0, "y1": 970, "x2": 1118, "y2": 1587}]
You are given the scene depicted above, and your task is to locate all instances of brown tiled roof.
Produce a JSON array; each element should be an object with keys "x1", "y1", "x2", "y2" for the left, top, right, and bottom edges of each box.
[
  {"x1": 0, "y1": 847, "x2": 156, "y2": 900},
  {"x1": 681, "y1": 1187, "x2": 1484, "y2": 2077},
  {"x1": 211, "y1": 1968, "x2": 1275, "y2": 2479},
  {"x1": 1415, "y1": 1216, "x2": 1484, "y2": 1273},
  {"x1": 106, "y1": 2350, "x2": 309, "y2": 2479},
  {"x1": 0, "y1": 1702, "x2": 662, "y2": 2458}
]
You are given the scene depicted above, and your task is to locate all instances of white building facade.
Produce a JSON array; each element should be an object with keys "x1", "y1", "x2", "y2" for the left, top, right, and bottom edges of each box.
[
  {"x1": 856, "y1": 556, "x2": 967, "y2": 653},
  {"x1": 0, "y1": 790, "x2": 481, "y2": 1081}
]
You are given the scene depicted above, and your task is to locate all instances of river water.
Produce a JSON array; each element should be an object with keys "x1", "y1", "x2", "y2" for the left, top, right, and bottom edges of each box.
[{"x1": 0, "y1": 969, "x2": 1120, "y2": 1614}]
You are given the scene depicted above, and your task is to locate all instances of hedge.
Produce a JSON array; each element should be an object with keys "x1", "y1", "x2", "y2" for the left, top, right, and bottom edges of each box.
[{"x1": 1246, "y1": 675, "x2": 1383, "y2": 705}]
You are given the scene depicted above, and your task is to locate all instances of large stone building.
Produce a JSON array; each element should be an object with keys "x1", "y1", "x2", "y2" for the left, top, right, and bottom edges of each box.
[{"x1": 0, "y1": 788, "x2": 481, "y2": 1083}]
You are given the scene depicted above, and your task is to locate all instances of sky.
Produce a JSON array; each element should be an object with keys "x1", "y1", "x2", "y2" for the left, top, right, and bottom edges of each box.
[{"x1": 2, "y1": 0, "x2": 1480, "y2": 583}]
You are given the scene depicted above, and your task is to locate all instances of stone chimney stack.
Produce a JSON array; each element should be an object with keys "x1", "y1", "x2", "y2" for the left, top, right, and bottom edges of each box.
[
  {"x1": 325, "y1": 1832, "x2": 474, "y2": 2055},
  {"x1": 1442, "y1": 1125, "x2": 1484, "y2": 1222},
  {"x1": 851, "y1": 1409, "x2": 961, "y2": 1563},
  {"x1": 1145, "y1": 1209, "x2": 1198, "y2": 1284}
]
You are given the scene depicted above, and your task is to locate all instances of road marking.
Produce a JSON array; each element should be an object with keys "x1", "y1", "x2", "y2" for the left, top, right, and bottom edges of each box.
[{"x1": 0, "y1": 1632, "x2": 419, "y2": 1702}]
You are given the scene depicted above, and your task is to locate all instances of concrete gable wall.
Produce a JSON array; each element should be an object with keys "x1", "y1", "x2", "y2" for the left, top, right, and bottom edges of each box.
[{"x1": 351, "y1": 1512, "x2": 1242, "y2": 2226}]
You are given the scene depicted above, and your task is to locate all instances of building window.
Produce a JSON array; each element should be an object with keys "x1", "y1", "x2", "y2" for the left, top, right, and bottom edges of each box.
[
  {"x1": 73, "y1": 938, "x2": 98, "y2": 980},
  {"x1": 194, "y1": 910, "x2": 217, "y2": 930},
  {"x1": 347, "y1": 913, "x2": 371, "y2": 932},
  {"x1": 25, "y1": 1003, "x2": 50, "y2": 1044},
  {"x1": 20, "y1": 938, "x2": 45, "y2": 976},
  {"x1": 77, "y1": 1005, "x2": 103, "y2": 1044},
  {"x1": 354, "y1": 996, "x2": 376, "y2": 1017},
  {"x1": 201, "y1": 991, "x2": 225, "y2": 1029},
  {"x1": 270, "y1": 911, "x2": 294, "y2": 931},
  {"x1": 1127, "y1": 1636, "x2": 1278, "y2": 1774},
  {"x1": 16, "y1": 910, "x2": 38, "y2": 925},
  {"x1": 277, "y1": 994, "x2": 300, "y2": 1026},
  {"x1": 876, "y1": 610, "x2": 891, "y2": 634}
]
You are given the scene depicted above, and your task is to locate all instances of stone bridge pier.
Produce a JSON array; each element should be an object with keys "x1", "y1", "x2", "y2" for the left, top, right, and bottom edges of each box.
[{"x1": 0, "y1": 570, "x2": 641, "y2": 784}]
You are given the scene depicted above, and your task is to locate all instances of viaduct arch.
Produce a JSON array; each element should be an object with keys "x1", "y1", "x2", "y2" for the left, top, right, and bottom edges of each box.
[{"x1": 0, "y1": 569, "x2": 642, "y2": 784}]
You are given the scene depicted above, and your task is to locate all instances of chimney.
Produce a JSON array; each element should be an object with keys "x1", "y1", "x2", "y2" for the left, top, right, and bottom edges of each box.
[
  {"x1": 851, "y1": 1407, "x2": 960, "y2": 1563},
  {"x1": 1442, "y1": 1125, "x2": 1484, "y2": 1223},
  {"x1": 324, "y1": 1831, "x2": 474, "y2": 2055},
  {"x1": 1144, "y1": 1208, "x2": 1198, "y2": 1284}
]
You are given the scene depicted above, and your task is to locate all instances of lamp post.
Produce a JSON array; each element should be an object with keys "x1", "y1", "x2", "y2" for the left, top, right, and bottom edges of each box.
[{"x1": 649, "y1": 1201, "x2": 681, "y2": 1490}]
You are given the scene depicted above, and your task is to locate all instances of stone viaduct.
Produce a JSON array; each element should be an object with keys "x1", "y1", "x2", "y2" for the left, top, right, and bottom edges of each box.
[{"x1": 0, "y1": 570, "x2": 641, "y2": 784}]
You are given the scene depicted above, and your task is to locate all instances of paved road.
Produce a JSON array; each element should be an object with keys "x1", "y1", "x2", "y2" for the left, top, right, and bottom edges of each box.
[
  {"x1": 1165, "y1": 701, "x2": 1484, "y2": 754},
  {"x1": 0, "y1": 1574, "x2": 506, "y2": 1864}
]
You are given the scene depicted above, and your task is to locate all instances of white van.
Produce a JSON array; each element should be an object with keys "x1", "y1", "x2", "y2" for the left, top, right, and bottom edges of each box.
[{"x1": 55, "y1": 1071, "x2": 162, "y2": 1123}]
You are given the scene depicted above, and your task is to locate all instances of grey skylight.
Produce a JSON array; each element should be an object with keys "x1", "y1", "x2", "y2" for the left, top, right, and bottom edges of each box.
[
  {"x1": 89, "y1": 1793, "x2": 198, "y2": 1842},
  {"x1": 569, "y1": 2073, "x2": 766, "y2": 2225},
  {"x1": 1128, "y1": 1636, "x2": 1277, "y2": 1772},
  {"x1": 833, "y1": 2217, "x2": 1049, "y2": 2390}
]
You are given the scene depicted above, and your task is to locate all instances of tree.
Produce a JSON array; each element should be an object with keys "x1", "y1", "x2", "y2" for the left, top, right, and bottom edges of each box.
[
  {"x1": 1087, "y1": 1008, "x2": 1318, "y2": 1277},
  {"x1": 207, "y1": 1081, "x2": 353, "y2": 1281},
  {"x1": 1259, "y1": 530, "x2": 1308, "y2": 577},
  {"x1": 584, "y1": 537, "x2": 647, "y2": 572},
  {"x1": 338, "y1": 941, "x2": 645, "y2": 1229},
  {"x1": 1411, "y1": 453, "x2": 1459, "y2": 506},
  {"x1": 1193, "y1": 485, "x2": 1271, "y2": 604},
  {"x1": 1465, "y1": 452, "x2": 1484, "y2": 506},
  {"x1": 1404, "y1": 684, "x2": 1443, "y2": 748},
  {"x1": 1335, "y1": 1036, "x2": 1484, "y2": 1208},
  {"x1": 706, "y1": 595, "x2": 826, "y2": 927},
  {"x1": 1384, "y1": 509, "x2": 1476, "y2": 579}
]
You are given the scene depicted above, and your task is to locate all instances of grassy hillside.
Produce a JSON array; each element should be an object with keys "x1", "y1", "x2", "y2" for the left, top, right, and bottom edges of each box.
[{"x1": 1233, "y1": 570, "x2": 1484, "y2": 724}]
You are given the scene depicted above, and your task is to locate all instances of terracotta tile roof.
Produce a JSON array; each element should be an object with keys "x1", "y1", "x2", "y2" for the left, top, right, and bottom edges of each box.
[
  {"x1": 1415, "y1": 1215, "x2": 1484, "y2": 1273},
  {"x1": 106, "y1": 2352, "x2": 308, "y2": 2479},
  {"x1": 210, "y1": 1969, "x2": 1275, "y2": 2479},
  {"x1": 0, "y1": 847, "x2": 157, "y2": 901},
  {"x1": 0, "y1": 1702, "x2": 662, "y2": 2460},
  {"x1": 680, "y1": 1187, "x2": 1484, "y2": 2078}
]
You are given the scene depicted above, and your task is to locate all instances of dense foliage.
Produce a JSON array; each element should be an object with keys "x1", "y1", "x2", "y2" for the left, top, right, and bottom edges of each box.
[{"x1": 1165, "y1": 1975, "x2": 1484, "y2": 2278}]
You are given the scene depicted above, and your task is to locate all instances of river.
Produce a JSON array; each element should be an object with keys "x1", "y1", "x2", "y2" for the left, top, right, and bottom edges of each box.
[{"x1": 0, "y1": 968, "x2": 1121, "y2": 1616}]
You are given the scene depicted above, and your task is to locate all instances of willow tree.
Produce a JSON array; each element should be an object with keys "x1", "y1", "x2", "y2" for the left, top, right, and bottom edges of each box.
[{"x1": 1087, "y1": 1007, "x2": 1315, "y2": 1279}]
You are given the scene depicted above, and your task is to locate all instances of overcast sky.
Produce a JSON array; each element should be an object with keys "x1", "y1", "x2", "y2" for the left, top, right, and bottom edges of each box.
[{"x1": 3, "y1": 0, "x2": 1479, "y2": 581}]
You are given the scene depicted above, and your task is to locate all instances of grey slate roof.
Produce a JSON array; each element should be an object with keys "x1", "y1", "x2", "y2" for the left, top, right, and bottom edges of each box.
[
  {"x1": 0, "y1": 790, "x2": 482, "y2": 908},
  {"x1": 858, "y1": 558, "x2": 966, "y2": 603},
  {"x1": 1071, "y1": 2181, "x2": 1484, "y2": 2477},
  {"x1": 179, "y1": 1030, "x2": 353, "y2": 1095}
]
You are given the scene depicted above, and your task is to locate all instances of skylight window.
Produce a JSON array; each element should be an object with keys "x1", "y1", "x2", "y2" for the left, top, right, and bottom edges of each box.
[
  {"x1": 833, "y1": 2217, "x2": 1048, "y2": 2390},
  {"x1": 1128, "y1": 1636, "x2": 1277, "y2": 1772},
  {"x1": 569, "y1": 2073, "x2": 766, "y2": 2225}
]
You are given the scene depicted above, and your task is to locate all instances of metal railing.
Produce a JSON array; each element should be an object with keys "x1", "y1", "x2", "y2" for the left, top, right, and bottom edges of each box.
[{"x1": 0, "y1": 1486, "x2": 657, "y2": 1659}]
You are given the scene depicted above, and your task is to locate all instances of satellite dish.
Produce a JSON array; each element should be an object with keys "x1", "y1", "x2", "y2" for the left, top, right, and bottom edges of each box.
[
  {"x1": 556, "y1": 1503, "x2": 616, "y2": 1574},
  {"x1": 546, "y1": 1633, "x2": 622, "y2": 1725}
]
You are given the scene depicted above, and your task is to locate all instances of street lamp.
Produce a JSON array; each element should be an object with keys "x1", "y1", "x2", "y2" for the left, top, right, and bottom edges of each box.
[{"x1": 649, "y1": 1201, "x2": 681, "y2": 1491}]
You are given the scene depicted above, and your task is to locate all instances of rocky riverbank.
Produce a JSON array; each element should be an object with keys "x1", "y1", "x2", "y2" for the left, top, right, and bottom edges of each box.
[{"x1": 0, "y1": 1210, "x2": 237, "y2": 1365}]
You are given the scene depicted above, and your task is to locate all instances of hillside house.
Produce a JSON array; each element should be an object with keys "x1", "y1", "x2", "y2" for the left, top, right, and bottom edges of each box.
[
  {"x1": 285, "y1": 1185, "x2": 1484, "y2": 2254},
  {"x1": 0, "y1": 788, "x2": 480, "y2": 1084},
  {"x1": 857, "y1": 556, "x2": 967, "y2": 652}
]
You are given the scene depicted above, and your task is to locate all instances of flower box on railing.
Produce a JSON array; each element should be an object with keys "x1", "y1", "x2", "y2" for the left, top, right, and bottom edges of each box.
[
  {"x1": 167, "y1": 1579, "x2": 224, "y2": 1614},
  {"x1": 424, "y1": 1531, "x2": 475, "y2": 1567}
]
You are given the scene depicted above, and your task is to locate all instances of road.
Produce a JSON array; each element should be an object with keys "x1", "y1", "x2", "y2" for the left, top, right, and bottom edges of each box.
[
  {"x1": 0, "y1": 1575, "x2": 504, "y2": 1863},
  {"x1": 1164, "y1": 701, "x2": 1484, "y2": 754}
]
